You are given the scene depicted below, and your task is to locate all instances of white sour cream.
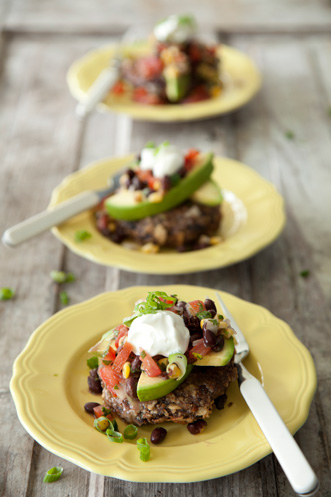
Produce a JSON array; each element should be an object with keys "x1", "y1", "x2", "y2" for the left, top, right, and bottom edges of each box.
[
  {"x1": 127, "y1": 311, "x2": 190, "y2": 357},
  {"x1": 139, "y1": 144, "x2": 184, "y2": 178},
  {"x1": 154, "y1": 15, "x2": 197, "y2": 44}
]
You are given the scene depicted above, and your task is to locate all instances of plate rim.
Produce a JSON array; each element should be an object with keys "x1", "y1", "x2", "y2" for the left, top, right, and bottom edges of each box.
[{"x1": 10, "y1": 285, "x2": 317, "y2": 482}]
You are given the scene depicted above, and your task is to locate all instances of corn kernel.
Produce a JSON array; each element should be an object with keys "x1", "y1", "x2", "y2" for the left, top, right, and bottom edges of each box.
[
  {"x1": 200, "y1": 319, "x2": 205, "y2": 329},
  {"x1": 158, "y1": 358, "x2": 169, "y2": 371},
  {"x1": 148, "y1": 192, "x2": 164, "y2": 203},
  {"x1": 210, "y1": 85, "x2": 221, "y2": 98},
  {"x1": 97, "y1": 419, "x2": 109, "y2": 431},
  {"x1": 167, "y1": 364, "x2": 181, "y2": 379},
  {"x1": 141, "y1": 243, "x2": 160, "y2": 254},
  {"x1": 107, "y1": 222, "x2": 117, "y2": 232},
  {"x1": 122, "y1": 361, "x2": 131, "y2": 379},
  {"x1": 134, "y1": 191, "x2": 144, "y2": 203},
  {"x1": 210, "y1": 236, "x2": 222, "y2": 245}
]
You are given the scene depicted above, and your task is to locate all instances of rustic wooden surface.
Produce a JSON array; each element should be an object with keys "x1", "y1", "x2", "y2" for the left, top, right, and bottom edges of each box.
[{"x1": 0, "y1": 1, "x2": 331, "y2": 496}]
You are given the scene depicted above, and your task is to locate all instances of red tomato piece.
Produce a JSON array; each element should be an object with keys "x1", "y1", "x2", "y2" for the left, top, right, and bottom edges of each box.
[
  {"x1": 114, "y1": 325, "x2": 129, "y2": 349},
  {"x1": 187, "y1": 300, "x2": 206, "y2": 316},
  {"x1": 102, "y1": 346, "x2": 116, "y2": 365},
  {"x1": 133, "y1": 87, "x2": 163, "y2": 105},
  {"x1": 98, "y1": 365, "x2": 120, "y2": 395},
  {"x1": 93, "y1": 405, "x2": 114, "y2": 420},
  {"x1": 140, "y1": 351, "x2": 162, "y2": 377},
  {"x1": 188, "y1": 340, "x2": 211, "y2": 362},
  {"x1": 136, "y1": 56, "x2": 164, "y2": 80},
  {"x1": 111, "y1": 81, "x2": 125, "y2": 94},
  {"x1": 96, "y1": 213, "x2": 109, "y2": 232},
  {"x1": 112, "y1": 341, "x2": 134, "y2": 375}
]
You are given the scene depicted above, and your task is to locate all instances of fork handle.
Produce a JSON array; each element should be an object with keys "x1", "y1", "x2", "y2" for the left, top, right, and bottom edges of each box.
[
  {"x1": 240, "y1": 366, "x2": 319, "y2": 496},
  {"x1": 2, "y1": 190, "x2": 100, "y2": 247}
]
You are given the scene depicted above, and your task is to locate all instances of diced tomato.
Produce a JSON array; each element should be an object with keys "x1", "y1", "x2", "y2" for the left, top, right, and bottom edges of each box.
[
  {"x1": 140, "y1": 351, "x2": 162, "y2": 377},
  {"x1": 114, "y1": 324, "x2": 129, "y2": 349},
  {"x1": 111, "y1": 80, "x2": 125, "y2": 95},
  {"x1": 102, "y1": 346, "x2": 116, "y2": 365},
  {"x1": 136, "y1": 56, "x2": 164, "y2": 80},
  {"x1": 98, "y1": 365, "x2": 120, "y2": 396},
  {"x1": 187, "y1": 300, "x2": 206, "y2": 316},
  {"x1": 92, "y1": 405, "x2": 114, "y2": 421},
  {"x1": 184, "y1": 148, "x2": 200, "y2": 170},
  {"x1": 133, "y1": 87, "x2": 163, "y2": 105},
  {"x1": 188, "y1": 339, "x2": 211, "y2": 362},
  {"x1": 112, "y1": 341, "x2": 134, "y2": 375}
]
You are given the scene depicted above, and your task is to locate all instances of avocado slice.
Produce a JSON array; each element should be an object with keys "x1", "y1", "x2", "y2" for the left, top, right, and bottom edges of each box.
[
  {"x1": 105, "y1": 153, "x2": 214, "y2": 221},
  {"x1": 137, "y1": 364, "x2": 193, "y2": 402},
  {"x1": 194, "y1": 337, "x2": 235, "y2": 366},
  {"x1": 165, "y1": 73, "x2": 190, "y2": 102},
  {"x1": 190, "y1": 179, "x2": 223, "y2": 206},
  {"x1": 88, "y1": 329, "x2": 117, "y2": 356}
]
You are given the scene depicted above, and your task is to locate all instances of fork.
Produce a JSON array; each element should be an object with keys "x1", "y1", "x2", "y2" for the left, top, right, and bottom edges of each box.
[{"x1": 216, "y1": 293, "x2": 319, "y2": 497}]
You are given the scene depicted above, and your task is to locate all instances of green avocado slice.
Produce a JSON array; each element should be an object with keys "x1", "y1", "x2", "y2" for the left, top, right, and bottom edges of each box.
[
  {"x1": 105, "y1": 153, "x2": 214, "y2": 221},
  {"x1": 194, "y1": 337, "x2": 235, "y2": 366},
  {"x1": 190, "y1": 179, "x2": 223, "y2": 206},
  {"x1": 165, "y1": 73, "x2": 190, "y2": 102},
  {"x1": 137, "y1": 364, "x2": 193, "y2": 402}
]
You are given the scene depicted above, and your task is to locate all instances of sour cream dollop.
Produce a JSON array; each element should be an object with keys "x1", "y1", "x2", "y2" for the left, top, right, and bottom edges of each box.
[
  {"x1": 139, "y1": 144, "x2": 184, "y2": 178},
  {"x1": 154, "y1": 15, "x2": 197, "y2": 44},
  {"x1": 127, "y1": 311, "x2": 190, "y2": 357}
]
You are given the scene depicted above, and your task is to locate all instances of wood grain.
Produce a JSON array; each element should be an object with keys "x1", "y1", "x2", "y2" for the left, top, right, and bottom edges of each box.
[{"x1": 0, "y1": 6, "x2": 330, "y2": 496}]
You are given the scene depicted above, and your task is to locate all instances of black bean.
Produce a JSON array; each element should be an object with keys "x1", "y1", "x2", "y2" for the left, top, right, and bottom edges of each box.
[
  {"x1": 214, "y1": 394, "x2": 227, "y2": 410},
  {"x1": 176, "y1": 301, "x2": 187, "y2": 310},
  {"x1": 212, "y1": 335, "x2": 224, "y2": 352},
  {"x1": 150, "y1": 427, "x2": 167, "y2": 444},
  {"x1": 161, "y1": 175, "x2": 172, "y2": 191},
  {"x1": 204, "y1": 299, "x2": 217, "y2": 313},
  {"x1": 88, "y1": 368, "x2": 102, "y2": 394},
  {"x1": 126, "y1": 376, "x2": 138, "y2": 399},
  {"x1": 132, "y1": 176, "x2": 145, "y2": 190},
  {"x1": 187, "y1": 419, "x2": 207, "y2": 435},
  {"x1": 188, "y1": 315, "x2": 200, "y2": 330},
  {"x1": 209, "y1": 308, "x2": 217, "y2": 318},
  {"x1": 84, "y1": 402, "x2": 101, "y2": 414},
  {"x1": 126, "y1": 168, "x2": 136, "y2": 179},
  {"x1": 131, "y1": 356, "x2": 142, "y2": 373},
  {"x1": 203, "y1": 327, "x2": 217, "y2": 347},
  {"x1": 190, "y1": 331, "x2": 202, "y2": 344}
]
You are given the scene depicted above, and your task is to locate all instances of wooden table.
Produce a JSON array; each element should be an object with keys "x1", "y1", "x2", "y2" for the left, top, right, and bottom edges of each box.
[{"x1": 1, "y1": 2, "x2": 331, "y2": 496}]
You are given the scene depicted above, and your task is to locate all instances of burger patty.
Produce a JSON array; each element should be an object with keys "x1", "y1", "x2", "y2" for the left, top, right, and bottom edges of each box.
[
  {"x1": 102, "y1": 360, "x2": 237, "y2": 426},
  {"x1": 100, "y1": 201, "x2": 221, "y2": 249}
]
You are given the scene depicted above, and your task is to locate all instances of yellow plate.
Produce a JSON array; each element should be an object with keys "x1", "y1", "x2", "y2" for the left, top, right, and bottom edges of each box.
[
  {"x1": 67, "y1": 43, "x2": 261, "y2": 121},
  {"x1": 48, "y1": 155, "x2": 285, "y2": 274},
  {"x1": 10, "y1": 285, "x2": 316, "y2": 482}
]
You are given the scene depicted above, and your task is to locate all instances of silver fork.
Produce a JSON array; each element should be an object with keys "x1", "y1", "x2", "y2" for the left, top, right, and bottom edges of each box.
[{"x1": 216, "y1": 293, "x2": 319, "y2": 497}]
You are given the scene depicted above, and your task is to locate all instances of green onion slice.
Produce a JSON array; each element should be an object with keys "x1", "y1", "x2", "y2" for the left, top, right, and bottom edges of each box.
[
  {"x1": 106, "y1": 429, "x2": 123, "y2": 443},
  {"x1": 137, "y1": 437, "x2": 150, "y2": 462},
  {"x1": 59, "y1": 291, "x2": 69, "y2": 305},
  {"x1": 0, "y1": 288, "x2": 15, "y2": 301},
  {"x1": 87, "y1": 356, "x2": 99, "y2": 369},
  {"x1": 124, "y1": 424, "x2": 138, "y2": 440},
  {"x1": 75, "y1": 230, "x2": 92, "y2": 242},
  {"x1": 93, "y1": 416, "x2": 110, "y2": 433},
  {"x1": 43, "y1": 466, "x2": 63, "y2": 483}
]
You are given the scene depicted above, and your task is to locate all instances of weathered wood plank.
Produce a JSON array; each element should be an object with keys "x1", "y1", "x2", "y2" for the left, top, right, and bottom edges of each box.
[{"x1": 3, "y1": 0, "x2": 331, "y2": 34}]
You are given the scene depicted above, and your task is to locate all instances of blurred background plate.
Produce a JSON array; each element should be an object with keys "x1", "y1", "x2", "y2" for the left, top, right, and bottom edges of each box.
[{"x1": 67, "y1": 43, "x2": 261, "y2": 121}]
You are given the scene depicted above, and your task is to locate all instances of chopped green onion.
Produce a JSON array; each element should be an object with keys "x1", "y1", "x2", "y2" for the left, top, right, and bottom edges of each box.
[
  {"x1": 124, "y1": 424, "x2": 138, "y2": 440},
  {"x1": 50, "y1": 270, "x2": 76, "y2": 284},
  {"x1": 106, "y1": 428, "x2": 123, "y2": 443},
  {"x1": 144, "y1": 141, "x2": 155, "y2": 148},
  {"x1": 43, "y1": 466, "x2": 63, "y2": 483},
  {"x1": 300, "y1": 269, "x2": 310, "y2": 278},
  {"x1": 285, "y1": 130, "x2": 295, "y2": 140},
  {"x1": 113, "y1": 384, "x2": 119, "y2": 390},
  {"x1": 59, "y1": 291, "x2": 69, "y2": 306},
  {"x1": 137, "y1": 437, "x2": 150, "y2": 462},
  {"x1": 218, "y1": 314, "x2": 224, "y2": 320},
  {"x1": 0, "y1": 288, "x2": 15, "y2": 301},
  {"x1": 101, "y1": 406, "x2": 112, "y2": 416},
  {"x1": 75, "y1": 230, "x2": 92, "y2": 242},
  {"x1": 94, "y1": 416, "x2": 111, "y2": 433},
  {"x1": 87, "y1": 356, "x2": 99, "y2": 369},
  {"x1": 192, "y1": 353, "x2": 203, "y2": 360}
]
